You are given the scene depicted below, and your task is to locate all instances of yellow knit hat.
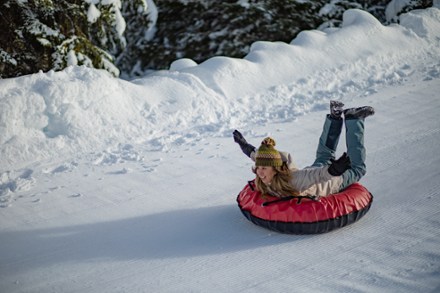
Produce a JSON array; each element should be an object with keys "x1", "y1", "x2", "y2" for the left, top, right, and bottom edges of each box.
[{"x1": 255, "y1": 137, "x2": 283, "y2": 167}]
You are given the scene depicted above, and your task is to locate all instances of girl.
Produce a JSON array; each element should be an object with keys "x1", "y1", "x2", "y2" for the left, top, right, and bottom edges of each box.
[{"x1": 233, "y1": 101, "x2": 374, "y2": 198}]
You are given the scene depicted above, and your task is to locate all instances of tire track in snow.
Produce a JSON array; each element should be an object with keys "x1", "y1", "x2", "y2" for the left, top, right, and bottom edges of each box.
[{"x1": 290, "y1": 215, "x2": 440, "y2": 293}]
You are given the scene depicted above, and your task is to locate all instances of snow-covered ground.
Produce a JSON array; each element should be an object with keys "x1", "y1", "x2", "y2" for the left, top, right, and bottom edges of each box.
[{"x1": 1, "y1": 6, "x2": 440, "y2": 293}]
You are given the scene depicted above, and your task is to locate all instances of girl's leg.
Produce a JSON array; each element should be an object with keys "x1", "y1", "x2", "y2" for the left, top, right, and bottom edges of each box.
[
  {"x1": 311, "y1": 115, "x2": 343, "y2": 167},
  {"x1": 340, "y1": 118, "x2": 367, "y2": 190}
]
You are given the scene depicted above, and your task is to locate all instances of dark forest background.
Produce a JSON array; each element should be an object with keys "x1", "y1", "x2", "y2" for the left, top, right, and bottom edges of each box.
[{"x1": 0, "y1": 0, "x2": 433, "y2": 79}]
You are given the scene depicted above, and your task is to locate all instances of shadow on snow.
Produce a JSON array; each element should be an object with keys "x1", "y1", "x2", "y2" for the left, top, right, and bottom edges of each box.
[{"x1": 0, "y1": 204, "x2": 316, "y2": 275}]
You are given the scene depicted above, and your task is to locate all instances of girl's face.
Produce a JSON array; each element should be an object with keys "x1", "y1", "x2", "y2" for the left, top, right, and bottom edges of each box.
[{"x1": 255, "y1": 166, "x2": 277, "y2": 185}]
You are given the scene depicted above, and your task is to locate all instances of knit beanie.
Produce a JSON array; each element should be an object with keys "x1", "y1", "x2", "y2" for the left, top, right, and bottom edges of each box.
[{"x1": 255, "y1": 137, "x2": 283, "y2": 167}]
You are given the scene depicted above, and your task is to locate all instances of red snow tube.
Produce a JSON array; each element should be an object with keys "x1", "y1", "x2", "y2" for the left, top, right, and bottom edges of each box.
[{"x1": 237, "y1": 181, "x2": 373, "y2": 234}]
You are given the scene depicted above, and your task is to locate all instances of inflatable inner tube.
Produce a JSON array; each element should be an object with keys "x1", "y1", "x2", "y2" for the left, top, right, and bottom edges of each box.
[{"x1": 237, "y1": 181, "x2": 373, "y2": 234}]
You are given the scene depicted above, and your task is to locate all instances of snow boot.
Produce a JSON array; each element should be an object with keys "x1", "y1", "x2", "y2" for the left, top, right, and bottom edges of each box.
[
  {"x1": 344, "y1": 106, "x2": 375, "y2": 120},
  {"x1": 330, "y1": 100, "x2": 344, "y2": 119}
]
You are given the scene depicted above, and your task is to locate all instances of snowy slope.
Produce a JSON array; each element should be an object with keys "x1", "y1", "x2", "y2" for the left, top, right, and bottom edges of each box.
[{"x1": 1, "y1": 7, "x2": 440, "y2": 293}]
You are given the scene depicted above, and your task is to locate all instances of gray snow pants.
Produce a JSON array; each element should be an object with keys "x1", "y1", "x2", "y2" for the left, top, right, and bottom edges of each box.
[{"x1": 311, "y1": 115, "x2": 367, "y2": 191}]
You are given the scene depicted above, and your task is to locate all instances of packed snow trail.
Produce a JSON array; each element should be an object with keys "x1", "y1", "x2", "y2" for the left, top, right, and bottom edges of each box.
[{"x1": 1, "y1": 77, "x2": 439, "y2": 293}]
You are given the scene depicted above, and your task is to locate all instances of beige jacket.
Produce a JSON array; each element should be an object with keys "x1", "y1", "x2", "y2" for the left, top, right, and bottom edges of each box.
[{"x1": 251, "y1": 151, "x2": 343, "y2": 197}]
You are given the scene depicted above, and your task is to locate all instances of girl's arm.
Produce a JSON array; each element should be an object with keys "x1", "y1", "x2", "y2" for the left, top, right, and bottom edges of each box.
[
  {"x1": 233, "y1": 130, "x2": 256, "y2": 158},
  {"x1": 291, "y1": 166, "x2": 335, "y2": 192}
]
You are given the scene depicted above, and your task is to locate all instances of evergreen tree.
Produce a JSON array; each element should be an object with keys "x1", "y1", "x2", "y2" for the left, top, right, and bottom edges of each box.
[
  {"x1": 116, "y1": 0, "x2": 152, "y2": 78},
  {"x1": 118, "y1": 0, "x2": 398, "y2": 78},
  {"x1": 0, "y1": 0, "x2": 127, "y2": 78},
  {"x1": 1, "y1": 0, "x2": 434, "y2": 79}
]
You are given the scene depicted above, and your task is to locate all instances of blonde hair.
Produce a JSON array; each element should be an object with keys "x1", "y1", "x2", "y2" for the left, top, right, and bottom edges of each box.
[{"x1": 253, "y1": 163, "x2": 300, "y2": 197}]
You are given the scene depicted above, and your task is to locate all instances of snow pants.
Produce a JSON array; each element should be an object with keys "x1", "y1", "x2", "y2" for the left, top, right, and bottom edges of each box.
[{"x1": 311, "y1": 115, "x2": 367, "y2": 191}]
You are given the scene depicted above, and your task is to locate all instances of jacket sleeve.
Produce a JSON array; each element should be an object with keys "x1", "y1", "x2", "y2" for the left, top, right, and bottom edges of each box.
[
  {"x1": 290, "y1": 166, "x2": 335, "y2": 192},
  {"x1": 250, "y1": 151, "x2": 256, "y2": 162}
]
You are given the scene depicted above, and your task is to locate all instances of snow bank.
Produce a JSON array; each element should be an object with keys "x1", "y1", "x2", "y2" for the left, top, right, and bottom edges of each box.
[
  {"x1": 400, "y1": 6, "x2": 440, "y2": 40},
  {"x1": 1, "y1": 8, "x2": 440, "y2": 171}
]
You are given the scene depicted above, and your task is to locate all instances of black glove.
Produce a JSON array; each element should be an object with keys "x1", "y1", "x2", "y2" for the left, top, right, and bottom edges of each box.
[
  {"x1": 233, "y1": 130, "x2": 256, "y2": 158},
  {"x1": 328, "y1": 152, "x2": 351, "y2": 176}
]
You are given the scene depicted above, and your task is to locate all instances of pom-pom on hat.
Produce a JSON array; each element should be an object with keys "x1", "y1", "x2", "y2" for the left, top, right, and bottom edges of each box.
[{"x1": 255, "y1": 137, "x2": 283, "y2": 167}]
